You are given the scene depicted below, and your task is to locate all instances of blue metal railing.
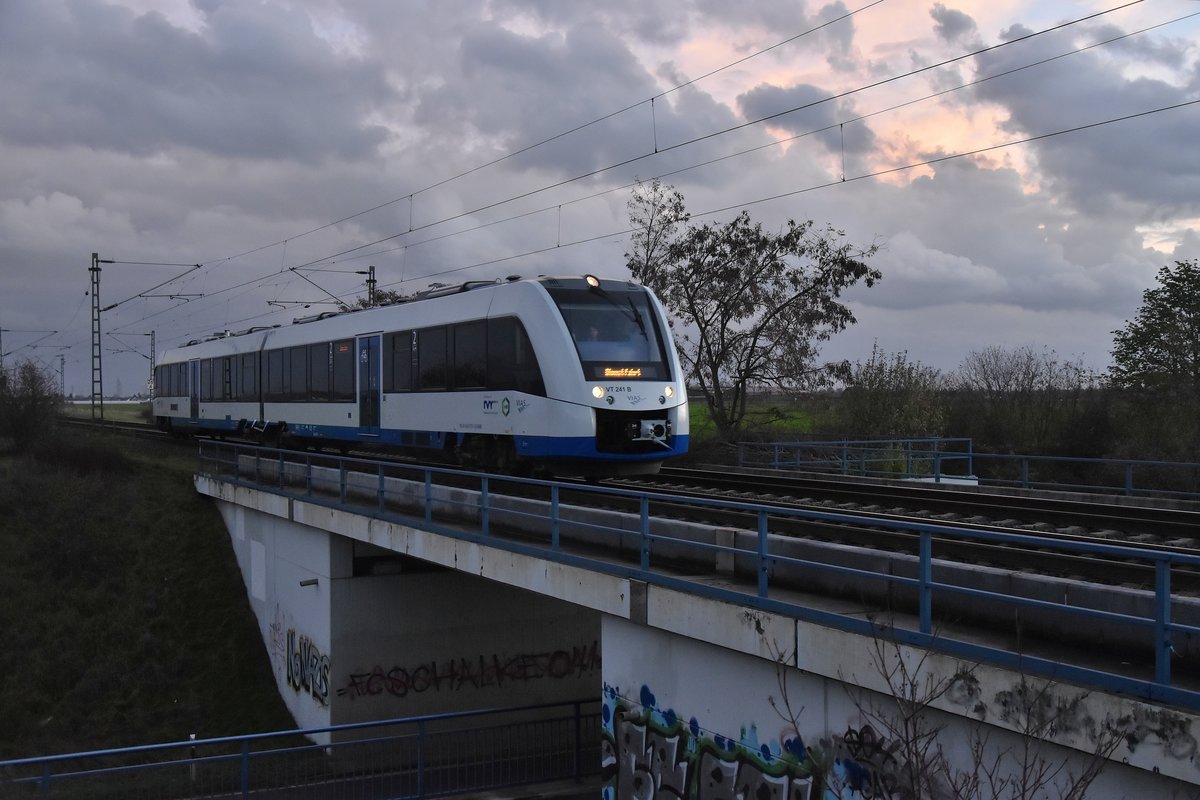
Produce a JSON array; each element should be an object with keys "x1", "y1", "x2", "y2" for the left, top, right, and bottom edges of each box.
[
  {"x1": 737, "y1": 438, "x2": 1200, "y2": 499},
  {"x1": 738, "y1": 437, "x2": 975, "y2": 481},
  {"x1": 196, "y1": 441, "x2": 1200, "y2": 712},
  {"x1": 0, "y1": 699, "x2": 599, "y2": 798}
]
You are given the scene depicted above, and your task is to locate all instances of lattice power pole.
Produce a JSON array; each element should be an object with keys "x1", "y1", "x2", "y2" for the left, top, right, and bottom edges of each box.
[{"x1": 90, "y1": 252, "x2": 114, "y2": 420}]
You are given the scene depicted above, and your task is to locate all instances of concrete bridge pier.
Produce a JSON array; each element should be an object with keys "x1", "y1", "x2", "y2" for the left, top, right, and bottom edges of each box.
[{"x1": 215, "y1": 498, "x2": 602, "y2": 737}]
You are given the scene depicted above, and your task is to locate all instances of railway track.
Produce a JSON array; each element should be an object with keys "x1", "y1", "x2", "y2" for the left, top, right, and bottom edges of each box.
[{"x1": 69, "y1": 417, "x2": 1200, "y2": 591}]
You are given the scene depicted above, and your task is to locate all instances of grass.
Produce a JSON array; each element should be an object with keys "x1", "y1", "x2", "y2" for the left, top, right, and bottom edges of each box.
[
  {"x1": 60, "y1": 401, "x2": 153, "y2": 424},
  {"x1": 0, "y1": 431, "x2": 294, "y2": 759}
]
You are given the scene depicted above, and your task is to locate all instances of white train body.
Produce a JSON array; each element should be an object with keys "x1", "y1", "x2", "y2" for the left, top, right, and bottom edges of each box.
[{"x1": 152, "y1": 275, "x2": 689, "y2": 475}]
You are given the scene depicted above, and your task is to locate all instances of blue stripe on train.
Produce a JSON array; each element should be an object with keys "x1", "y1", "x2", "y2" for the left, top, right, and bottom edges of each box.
[
  {"x1": 285, "y1": 423, "x2": 689, "y2": 462},
  {"x1": 178, "y1": 417, "x2": 688, "y2": 462}
]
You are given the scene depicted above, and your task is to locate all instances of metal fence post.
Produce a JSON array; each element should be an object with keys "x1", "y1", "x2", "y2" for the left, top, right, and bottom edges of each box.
[
  {"x1": 920, "y1": 530, "x2": 933, "y2": 634},
  {"x1": 758, "y1": 511, "x2": 769, "y2": 597},
  {"x1": 424, "y1": 472, "x2": 433, "y2": 525},
  {"x1": 377, "y1": 464, "x2": 385, "y2": 513},
  {"x1": 339, "y1": 461, "x2": 347, "y2": 504},
  {"x1": 481, "y1": 476, "x2": 489, "y2": 536},
  {"x1": 417, "y1": 720, "x2": 427, "y2": 799},
  {"x1": 573, "y1": 700, "x2": 583, "y2": 782},
  {"x1": 1156, "y1": 560, "x2": 1172, "y2": 686},
  {"x1": 305, "y1": 454, "x2": 313, "y2": 497},
  {"x1": 240, "y1": 739, "x2": 250, "y2": 798},
  {"x1": 1125, "y1": 463, "x2": 1135, "y2": 496},
  {"x1": 640, "y1": 497, "x2": 650, "y2": 572},
  {"x1": 551, "y1": 485, "x2": 560, "y2": 549}
]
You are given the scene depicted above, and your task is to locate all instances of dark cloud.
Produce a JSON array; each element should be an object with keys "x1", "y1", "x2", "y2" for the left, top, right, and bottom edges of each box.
[
  {"x1": 736, "y1": 82, "x2": 876, "y2": 156},
  {"x1": 971, "y1": 21, "x2": 1200, "y2": 218},
  {"x1": 411, "y1": 20, "x2": 737, "y2": 183},
  {"x1": 929, "y1": 3, "x2": 978, "y2": 45},
  {"x1": 0, "y1": 0, "x2": 390, "y2": 161}
]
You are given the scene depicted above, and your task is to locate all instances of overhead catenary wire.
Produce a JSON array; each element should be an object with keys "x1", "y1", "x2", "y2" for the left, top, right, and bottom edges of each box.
[
  {"x1": 94, "y1": 0, "x2": 1183, "y2": 349},
  {"x1": 113, "y1": 0, "x2": 1150, "y2": 317},
  {"x1": 280, "y1": 0, "x2": 1156, "y2": 274}
]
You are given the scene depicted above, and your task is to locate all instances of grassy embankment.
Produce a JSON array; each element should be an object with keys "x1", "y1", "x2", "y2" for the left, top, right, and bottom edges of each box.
[{"x1": 0, "y1": 429, "x2": 294, "y2": 760}]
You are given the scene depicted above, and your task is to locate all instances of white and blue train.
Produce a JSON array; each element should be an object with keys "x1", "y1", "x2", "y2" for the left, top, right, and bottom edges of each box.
[{"x1": 152, "y1": 275, "x2": 689, "y2": 476}]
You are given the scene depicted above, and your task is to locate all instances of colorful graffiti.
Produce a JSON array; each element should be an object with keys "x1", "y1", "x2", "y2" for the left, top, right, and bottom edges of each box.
[
  {"x1": 286, "y1": 628, "x2": 331, "y2": 706},
  {"x1": 338, "y1": 640, "x2": 601, "y2": 700},
  {"x1": 601, "y1": 684, "x2": 816, "y2": 800}
]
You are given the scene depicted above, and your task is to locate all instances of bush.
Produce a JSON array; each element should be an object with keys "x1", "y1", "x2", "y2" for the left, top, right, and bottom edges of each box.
[{"x1": 0, "y1": 360, "x2": 61, "y2": 453}]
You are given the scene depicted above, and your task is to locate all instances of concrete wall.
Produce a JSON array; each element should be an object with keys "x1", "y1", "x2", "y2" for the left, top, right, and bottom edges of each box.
[
  {"x1": 601, "y1": 615, "x2": 1200, "y2": 799},
  {"x1": 330, "y1": 569, "x2": 600, "y2": 724},
  {"x1": 217, "y1": 498, "x2": 339, "y2": 733},
  {"x1": 215, "y1": 494, "x2": 600, "y2": 737}
]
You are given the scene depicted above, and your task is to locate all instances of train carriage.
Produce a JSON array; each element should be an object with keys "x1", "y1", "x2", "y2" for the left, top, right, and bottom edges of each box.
[{"x1": 152, "y1": 275, "x2": 689, "y2": 476}]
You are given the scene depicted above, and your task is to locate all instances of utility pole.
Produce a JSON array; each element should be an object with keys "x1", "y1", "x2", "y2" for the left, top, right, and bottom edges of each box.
[
  {"x1": 58, "y1": 354, "x2": 65, "y2": 397},
  {"x1": 89, "y1": 253, "x2": 198, "y2": 418},
  {"x1": 90, "y1": 252, "x2": 114, "y2": 419},
  {"x1": 149, "y1": 330, "x2": 155, "y2": 399},
  {"x1": 356, "y1": 265, "x2": 377, "y2": 305}
]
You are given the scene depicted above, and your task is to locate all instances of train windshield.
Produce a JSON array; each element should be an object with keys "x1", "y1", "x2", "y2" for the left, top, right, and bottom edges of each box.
[{"x1": 545, "y1": 282, "x2": 672, "y2": 381}]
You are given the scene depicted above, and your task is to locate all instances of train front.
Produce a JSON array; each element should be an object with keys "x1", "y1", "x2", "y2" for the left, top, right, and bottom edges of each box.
[{"x1": 540, "y1": 275, "x2": 689, "y2": 475}]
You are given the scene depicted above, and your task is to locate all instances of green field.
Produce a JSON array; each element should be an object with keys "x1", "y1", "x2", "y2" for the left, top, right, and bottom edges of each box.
[{"x1": 61, "y1": 401, "x2": 152, "y2": 424}]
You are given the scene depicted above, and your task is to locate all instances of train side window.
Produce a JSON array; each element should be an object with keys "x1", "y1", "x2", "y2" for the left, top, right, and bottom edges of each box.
[
  {"x1": 453, "y1": 321, "x2": 487, "y2": 390},
  {"x1": 178, "y1": 363, "x2": 188, "y2": 396},
  {"x1": 222, "y1": 357, "x2": 234, "y2": 401},
  {"x1": 416, "y1": 327, "x2": 447, "y2": 390},
  {"x1": 332, "y1": 340, "x2": 354, "y2": 401},
  {"x1": 240, "y1": 353, "x2": 258, "y2": 401},
  {"x1": 487, "y1": 317, "x2": 545, "y2": 395},
  {"x1": 385, "y1": 331, "x2": 413, "y2": 392},
  {"x1": 266, "y1": 349, "x2": 285, "y2": 401},
  {"x1": 309, "y1": 343, "x2": 331, "y2": 401},
  {"x1": 289, "y1": 346, "x2": 308, "y2": 402},
  {"x1": 199, "y1": 359, "x2": 213, "y2": 402}
]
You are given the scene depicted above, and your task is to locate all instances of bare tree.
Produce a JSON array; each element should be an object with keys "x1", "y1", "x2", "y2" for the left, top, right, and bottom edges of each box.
[
  {"x1": 626, "y1": 178, "x2": 881, "y2": 440},
  {"x1": 0, "y1": 359, "x2": 61, "y2": 452},
  {"x1": 769, "y1": 626, "x2": 1121, "y2": 799}
]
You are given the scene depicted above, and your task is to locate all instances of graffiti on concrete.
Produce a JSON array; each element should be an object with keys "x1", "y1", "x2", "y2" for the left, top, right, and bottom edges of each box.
[
  {"x1": 601, "y1": 684, "x2": 816, "y2": 800},
  {"x1": 268, "y1": 603, "x2": 287, "y2": 680},
  {"x1": 1111, "y1": 705, "x2": 1198, "y2": 761},
  {"x1": 337, "y1": 640, "x2": 600, "y2": 700},
  {"x1": 286, "y1": 628, "x2": 331, "y2": 706},
  {"x1": 945, "y1": 669, "x2": 985, "y2": 717},
  {"x1": 994, "y1": 680, "x2": 1098, "y2": 739},
  {"x1": 823, "y1": 724, "x2": 913, "y2": 800}
]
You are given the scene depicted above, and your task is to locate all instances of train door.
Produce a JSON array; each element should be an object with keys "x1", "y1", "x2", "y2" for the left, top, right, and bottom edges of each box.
[
  {"x1": 189, "y1": 359, "x2": 200, "y2": 419},
  {"x1": 357, "y1": 335, "x2": 381, "y2": 435}
]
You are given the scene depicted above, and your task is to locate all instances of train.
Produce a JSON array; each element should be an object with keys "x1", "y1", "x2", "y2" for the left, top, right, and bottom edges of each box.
[{"x1": 151, "y1": 274, "x2": 689, "y2": 476}]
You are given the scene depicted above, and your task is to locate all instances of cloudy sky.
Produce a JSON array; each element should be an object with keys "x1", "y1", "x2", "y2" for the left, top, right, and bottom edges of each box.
[{"x1": 1, "y1": 0, "x2": 1197, "y2": 397}]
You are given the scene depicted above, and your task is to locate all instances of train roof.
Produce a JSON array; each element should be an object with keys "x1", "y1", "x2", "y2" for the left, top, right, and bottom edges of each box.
[{"x1": 159, "y1": 274, "x2": 644, "y2": 360}]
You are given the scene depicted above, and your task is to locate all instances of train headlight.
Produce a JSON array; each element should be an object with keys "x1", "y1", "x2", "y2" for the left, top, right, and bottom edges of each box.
[
  {"x1": 664, "y1": 385, "x2": 675, "y2": 399},
  {"x1": 585, "y1": 274, "x2": 601, "y2": 288},
  {"x1": 592, "y1": 385, "x2": 606, "y2": 399}
]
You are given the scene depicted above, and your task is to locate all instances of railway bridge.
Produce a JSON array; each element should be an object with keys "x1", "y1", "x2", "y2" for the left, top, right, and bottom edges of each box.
[{"x1": 197, "y1": 442, "x2": 1200, "y2": 798}]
